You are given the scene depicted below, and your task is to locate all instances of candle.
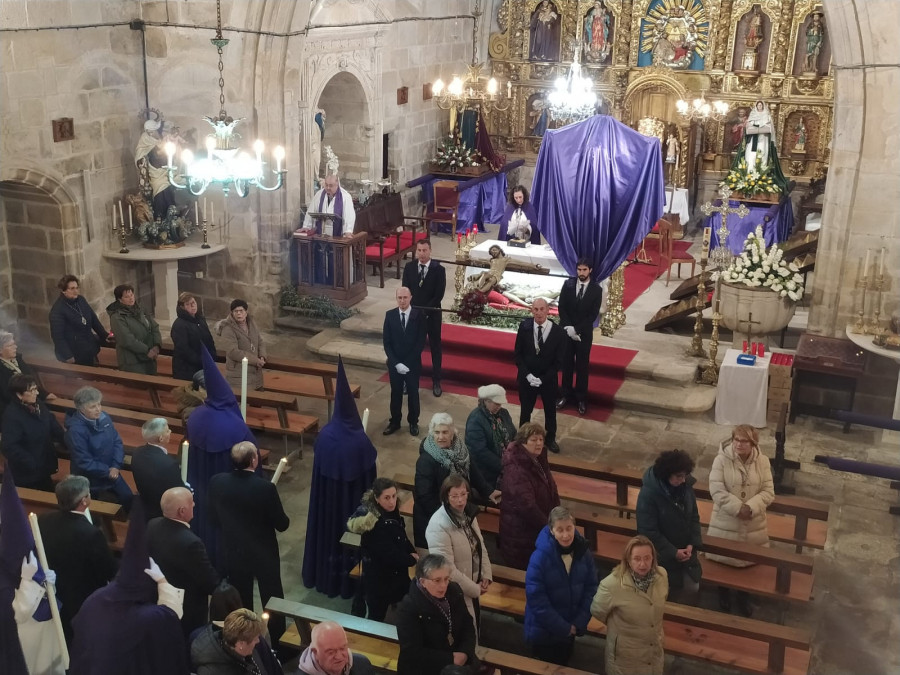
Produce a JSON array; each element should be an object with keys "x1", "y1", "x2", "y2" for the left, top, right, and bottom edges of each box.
[
  {"x1": 180, "y1": 441, "x2": 189, "y2": 483},
  {"x1": 128, "y1": 204, "x2": 133, "y2": 230},
  {"x1": 758, "y1": 343, "x2": 765, "y2": 358},
  {"x1": 362, "y1": 407, "x2": 370, "y2": 432},
  {"x1": 457, "y1": 233, "x2": 462, "y2": 246},
  {"x1": 195, "y1": 203, "x2": 200, "y2": 228},
  {"x1": 271, "y1": 457, "x2": 287, "y2": 485},
  {"x1": 210, "y1": 201, "x2": 214, "y2": 226},
  {"x1": 118, "y1": 201, "x2": 125, "y2": 228},
  {"x1": 879, "y1": 247, "x2": 885, "y2": 277},
  {"x1": 240, "y1": 357, "x2": 248, "y2": 420},
  {"x1": 112, "y1": 203, "x2": 117, "y2": 231},
  {"x1": 743, "y1": 341, "x2": 748, "y2": 353},
  {"x1": 29, "y1": 513, "x2": 70, "y2": 668},
  {"x1": 204, "y1": 198, "x2": 208, "y2": 222},
  {"x1": 864, "y1": 248, "x2": 871, "y2": 281},
  {"x1": 507, "y1": 80, "x2": 512, "y2": 98}
]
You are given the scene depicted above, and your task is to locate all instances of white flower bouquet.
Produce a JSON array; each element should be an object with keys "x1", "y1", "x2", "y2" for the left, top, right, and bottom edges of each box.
[
  {"x1": 718, "y1": 225, "x2": 805, "y2": 302},
  {"x1": 433, "y1": 134, "x2": 479, "y2": 171}
]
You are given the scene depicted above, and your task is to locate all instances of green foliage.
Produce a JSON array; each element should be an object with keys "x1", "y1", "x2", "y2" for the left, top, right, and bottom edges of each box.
[
  {"x1": 279, "y1": 286, "x2": 358, "y2": 326},
  {"x1": 722, "y1": 155, "x2": 782, "y2": 197}
]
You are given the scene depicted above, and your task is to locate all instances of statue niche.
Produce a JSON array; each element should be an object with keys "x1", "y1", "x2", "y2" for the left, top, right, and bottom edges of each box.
[
  {"x1": 582, "y1": 1, "x2": 614, "y2": 65},
  {"x1": 783, "y1": 111, "x2": 818, "y2": 158},
  {"x1": 734, "y1": 5, "x2": 771, "y2": 74},
  {"x1": 526, "y1": 94, "x2": 550, "y2": 137},
  {"x1": 639, "y1": 0, "x2": 710, "y2": 70},
  {"x1": 793, "y1": 11, "x2": 829, "y2": 78},
  {"x1": 529, "y1": 0, "x2": 561, "y2": 62}
]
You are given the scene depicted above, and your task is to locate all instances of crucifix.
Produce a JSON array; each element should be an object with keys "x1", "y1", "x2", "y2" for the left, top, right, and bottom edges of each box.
[
  {"x1": 739, "y1": 312, "x2": 761, "y2": 352},
  {"x1": 700, "y1": 185, "x2": 750, "y2": 270}
]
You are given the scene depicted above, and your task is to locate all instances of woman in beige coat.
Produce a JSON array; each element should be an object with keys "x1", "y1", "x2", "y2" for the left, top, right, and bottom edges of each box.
[
  {"x1": 216, "y1": 299, "x2": 267, "y2": 390},
  {"x1": 706, "y1": 424, "x2": 775, "y2": 616},
  {"x1": 591, "y1": 535, "x2": 668, "y2": 675}
]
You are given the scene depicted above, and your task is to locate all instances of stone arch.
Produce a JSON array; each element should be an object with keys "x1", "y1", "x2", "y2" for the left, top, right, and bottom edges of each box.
[{"x1": 313, "y1": 71, "x2": 373, "y2": 186}]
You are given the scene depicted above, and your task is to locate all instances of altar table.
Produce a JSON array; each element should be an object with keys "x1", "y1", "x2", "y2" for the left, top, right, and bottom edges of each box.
[
  {"x1": 715, "y1": 348, "x2": 772, "y2": 428},
  {"x1": 664, "y1": 187, "x2": 690, "y2": 225}
]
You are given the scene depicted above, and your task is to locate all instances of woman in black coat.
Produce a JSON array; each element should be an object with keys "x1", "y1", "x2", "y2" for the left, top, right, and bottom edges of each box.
[
  {"x1": 170, "y1": 292, "x2": 216, "y2": 381},
  {"x1": 0, "y1": 331, "x2": 55, "y2": 419},
  {"x1": 347, "y1": 477, "x2": 418, "y2": 621},
  {"x1": 0, "y1": 374, "x2": 63, "y2": 491},
  {"x1": 395, "y1": 554, "x2": 479, "y2": 675},
  {"x1": 48, "y1": 274, "x2": 111, "y2": 365}
]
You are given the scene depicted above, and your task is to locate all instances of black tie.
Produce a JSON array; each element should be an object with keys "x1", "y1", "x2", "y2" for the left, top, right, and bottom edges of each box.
[
  {"x1": 577, "y1": 283, "x2": 585, "y2": 301},
  {"x1": 400, "y1": 312, "x2": 406, "y2": 330},
  {"x1": 537, "y1": 325, "x2": 544, "y2": 353},
  {"x1": 419, "y1": 264, "x2": 426, "y2": 284}
]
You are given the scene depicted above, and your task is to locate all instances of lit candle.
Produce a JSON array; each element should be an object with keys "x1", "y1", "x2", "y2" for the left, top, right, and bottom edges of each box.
[
  {"x1": 457, "y1": 233, "x2": 462, "y2": 246},
  {"x1": 180, "y1": 441, "x2": 189, "y2": 483},
  {"x1": 864, "y1": 248, "x2": 871, "y2": 281},
  {"x1": 271, "y1": 457, "x2": 287, "y2": 485},
  {"x1": 240, "y1": 357, "x2": 248, "y2": 420},
  {"x1": 112, "y1": 203, "x2": 117, "y2": 231},
  {"x1": 165, "y1": 141, "x2": 175, "y2": 167},
  {"x1": 253, "y1": 139, "x2": 264, "y2": 166},
  {"x1": 274, "y1": 145, "x2": 285, "y2": 173},
  {"x1": 361, "y1": 408, "x2": 370, "y2": 432}
]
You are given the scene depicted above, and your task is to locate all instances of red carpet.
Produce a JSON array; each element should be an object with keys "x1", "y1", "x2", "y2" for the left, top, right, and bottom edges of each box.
[
  {"x1": 379, "y1": 323, "x2": 637, "y2": 423},
  {"x1": 623, "y1": 238, "x2": 694, "y2": 309}
]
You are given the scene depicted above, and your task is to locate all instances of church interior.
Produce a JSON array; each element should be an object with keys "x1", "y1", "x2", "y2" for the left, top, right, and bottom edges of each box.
[{"x1": 1, "y1": 0, "x2": 899, "y2": 673}]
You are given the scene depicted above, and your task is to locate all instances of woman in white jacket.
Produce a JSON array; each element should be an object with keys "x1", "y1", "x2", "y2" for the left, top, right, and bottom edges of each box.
[
  {"x1": 706, "y1": 424, "x2": 775, "y2": 617},
  {"x1": 425, "y1": 474, "x2": 492, "y2": 639}
]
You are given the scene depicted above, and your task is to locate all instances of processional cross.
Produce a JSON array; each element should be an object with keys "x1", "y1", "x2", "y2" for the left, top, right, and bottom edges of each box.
[{"x1": 701, "y1": 185, "x2": 750, "y2": 269}]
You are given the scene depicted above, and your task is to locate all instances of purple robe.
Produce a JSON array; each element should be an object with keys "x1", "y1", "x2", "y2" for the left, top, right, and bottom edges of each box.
[
  {"x1": 500, "y1": 202, "x2": 541, "y2": 244},
  {"x1": 315, "y1": 188, "x2": 345, "y2": 236}
]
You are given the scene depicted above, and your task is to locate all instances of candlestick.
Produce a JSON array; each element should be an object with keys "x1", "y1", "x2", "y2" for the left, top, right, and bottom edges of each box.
[
  {"x1": 201, "y1": 215, "x2": 210, "y2": 249},
  {"x1": 180, "y1": 441, "x2": 189, "y2": 483},
  {"x1": 851, "y1": 261, "x2": 868, "y2": 334},
  {"x1": 686, "y1": 258, "x2": 708, "y2": 358},
  {"x1": 271, "y1": 457, "x2": 287, "y2": 485},
  {"x1": 204, "y1": 198, "x2": 208, "y2": 221}
]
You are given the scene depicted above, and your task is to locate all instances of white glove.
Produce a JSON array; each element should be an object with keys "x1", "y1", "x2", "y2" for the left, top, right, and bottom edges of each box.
[
  {"x1": 144, "y1": 557, "x2": 166, "y2": 584},
  {"x1": 526, "y1": 374, "x2": 542, "y2": 388},
  {"x1": 572, "y1": 334, "x2": 582, "y2": 342},
  {"x1": 395, "y1": 363, "x2": 410, "y2": 375},
  {"x1": 21, "y1": 553, "x2": 38, "y2": 582},
  {"x1": 43, "y1": 569, "x2": 56, "y2": 587},
  {"x1": 565, "y1": 326, "x2": 578, "y2": 340}
]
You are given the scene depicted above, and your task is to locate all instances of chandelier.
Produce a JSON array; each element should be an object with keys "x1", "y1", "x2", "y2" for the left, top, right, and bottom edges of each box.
[
  {"x1": 548, "y1": 46, "x2": 597, "y2": 125},
  {"x1": 431, "y1": 1, "x2": 510, "y2": 115},
  {"x1": 676, "y1": 90, "x2": 729, "y2": 122},
  {"x1": 164, "y1": 0, "x2": 285, "y2": 197}
]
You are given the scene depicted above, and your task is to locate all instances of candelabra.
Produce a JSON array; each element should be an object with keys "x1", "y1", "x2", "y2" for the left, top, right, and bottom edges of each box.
[
  {"x1": 111, "y1": 202, "x2": 133, "y2": 254},
  {"x1": 851, "y1": 276, "x2": 868, "y2": 334},
  {"x1": 853, "y1": 247, "x2": 888, "y2": 335},
  {"x1": 687, "y1": 261, "x2": 709, "y2": 358},
  {"x1": 600, "y1": 263, "x2": 627, "y2": 336},
  {"x1": 699, "y1": 309, "x2": 721, "y2": 385},
  {"x1": 201, "y1": 216, "x2": 210, "y2": 249},
  {"x1": 453, "y1": 229, "x2": 479, "y2": 309},
  {"x1": 869, "y1": 274, "x2": 885, "y2": 335}
]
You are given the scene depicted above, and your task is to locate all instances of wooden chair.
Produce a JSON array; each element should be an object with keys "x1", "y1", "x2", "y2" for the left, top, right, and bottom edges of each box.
[
  {"x1": 657, "y1": 218, "x2": 695, "y2": 286},
  {"x1": 423, "y1": 180, "x2": 459, "y2": 235}
]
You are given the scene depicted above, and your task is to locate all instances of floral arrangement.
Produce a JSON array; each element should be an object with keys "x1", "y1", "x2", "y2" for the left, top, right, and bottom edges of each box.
[
  {"x1": 719, "y1": 225, "x2": 804, "y2": 301},
  {"x1": 279, "y1": 287, "x2": 359, "y2": 325},
  {"x1": 722, "y1": 155, "x2": 782, "y2": 197},
  {"x1": 433, "y1": 134, "x2": 479, "y2": 171},
  {"x1": 457, "y1": 290, "x2": 487, "y2": 322}
]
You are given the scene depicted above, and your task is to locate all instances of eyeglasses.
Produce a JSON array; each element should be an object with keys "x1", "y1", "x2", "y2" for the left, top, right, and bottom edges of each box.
[
  {"x1": 733, "y1": 438, "x2": 753, "y2": 445},
  {"x1": 424, "y1": 575, "x2": 451, "y2": 584},
  {"x1": 25, "y1": 386, "x2": 39, "y2": 393}
]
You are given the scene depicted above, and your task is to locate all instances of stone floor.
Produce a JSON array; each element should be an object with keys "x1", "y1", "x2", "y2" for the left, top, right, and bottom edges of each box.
[{"x1": 209, "y1": 228, "x2": 900, "y2": 673}]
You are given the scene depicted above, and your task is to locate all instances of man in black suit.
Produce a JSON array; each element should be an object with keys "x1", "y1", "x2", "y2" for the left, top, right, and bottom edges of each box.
[
  {"x1": 401, "y1": 239, "x2": 447, "y2": 397},
  {"x1": 208, "y1": 441, "x2": 290, "y2": 642},
  {"x1": 147, "y1": 486, "x2": 220, "y2": 636},
  {"x1": 556, "y1": 258, "x2": 604, "y2": 416},
  {"x1": 382, "y1": 286, "x2": 427, "y2": 437},
  {"x1": 38, "y1": 475, "x2": 118, "y2": 640},
  {"x1": 514, "y1": 297, "x2": 564, "y2": 453},
  {"x1": 132, "y1": 417, "x2": 186, "y2": 521}
]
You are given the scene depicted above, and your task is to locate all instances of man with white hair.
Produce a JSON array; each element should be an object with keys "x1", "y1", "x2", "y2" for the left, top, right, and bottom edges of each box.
[
  {"x1": 297, "y1": 620, "x2": 374, "y2": 675},
  {"x1": 132, "y1": 417, "x2": 186, "y2": 522}
]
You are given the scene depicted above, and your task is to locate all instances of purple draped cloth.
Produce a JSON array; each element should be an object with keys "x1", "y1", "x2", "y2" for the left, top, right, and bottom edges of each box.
[
  {"x1": 420, "y1": 173, "x2": 508, "y2": 234},
  {"x1": 531, "y1": 115, "x2": 665, "y2": 279},
  {"x1": 706, "y1": 197, "x2": 794, "y2": 253}
]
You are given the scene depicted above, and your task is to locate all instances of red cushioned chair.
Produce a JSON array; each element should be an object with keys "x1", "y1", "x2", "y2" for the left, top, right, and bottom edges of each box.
[
  {"x1": 423, "y1": 181, "x2": 460, "y2": 236},
  {"x1": 656, "y1": 219, "x2": 695, "y2": 286}
]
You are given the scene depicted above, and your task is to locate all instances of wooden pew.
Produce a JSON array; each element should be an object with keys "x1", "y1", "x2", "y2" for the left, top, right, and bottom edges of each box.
[
  {"x1": 265, "y1": 597, "x2": 596, "y2": 675},
  {"x1": 545, "y1": 456, "x2": 830, "y2": 552},
  {"x1": 391, "y1": 475, "x2": 815, "y2": 603},
  {"x1": 28, "y1": 358, "x2": 318, "y2": 455}
]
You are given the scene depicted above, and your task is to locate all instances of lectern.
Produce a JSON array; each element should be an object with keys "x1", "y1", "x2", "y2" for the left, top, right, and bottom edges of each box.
[{"x1": 293, "y1": 231, "x2": 367, "y2": 307}]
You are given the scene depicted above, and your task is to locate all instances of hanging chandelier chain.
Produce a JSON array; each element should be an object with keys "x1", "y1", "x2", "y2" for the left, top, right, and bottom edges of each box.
[
  {"x1": 217, "y1": 45, "x2": 226, "y2": 116},
  {"x1": 215, "y1": 0, "x2": 223, "y2": 40},
  {"x1": 470, "y1": 0, "x2": 481, "y2": 66}
]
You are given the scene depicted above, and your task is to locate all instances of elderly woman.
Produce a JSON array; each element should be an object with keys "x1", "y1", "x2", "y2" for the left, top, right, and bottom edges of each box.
[
  {"x1": 500, "y1": 185, "x2": 540, "y2": 244},
  {"x1": 48, "y1": 274, "x2": 111, "y2": 366},
  {"x1": 413, "y1": 412, "x2": 499, "y2": 550},
  {"x1": 499, "y1": 422, "x2": 561, "y2": 569},
  {"x1": 171, "y1": 292, "x2": 216, "y2": 381},
  {"x1": 706, "y1": 425, "x2": 775, "y2": 617},
  {"x1": 464, "y1": 384, "x2": 517, "y2": 492},
  {"x1": 0, "y1": 374, "x2": 63, "y2": 491},
  {"x1": 524, "y1": 506, "x2": 597, "y2": 665},
  {"x1": 106, "y1": 284, "x2": 162, "y2": 375},
  {"x1": 64, "y1": 386, "x2": 133, "y2": 511},
  {"x1": 217, "y1": 299, "x2": 267, "y2": 391},
  {"x1": 347, "y1": 477, "x2": 418, "y2": 622},
  {"x1": 636, "y1": 449, "x2": 701, "y2": 604},
  {"x1": 0, "y1": 331, "x2": 55, "y2": 419},
  {"x1": 190, "y1": 608, "x2": 275, "y2": 675},
  {"x1": 425, "y1": 475, "x2": 492, "y2": 633},
  {"x1": 395, "y1": 554, "x2": 479, "y2": 675},
  {"x1": 591, "y1": 535, "x2": 668, "y2": 675}
]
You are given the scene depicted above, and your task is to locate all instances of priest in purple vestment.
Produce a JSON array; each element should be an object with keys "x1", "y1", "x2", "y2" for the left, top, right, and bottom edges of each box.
[
  {"x1": 301, "y1": 357, "x2": 376, "y2": 598},
  {"x1": 69, "y1": 502, "x2": 189, "y2": 675},
  {"x1": 186, "y1": 346, "x2": 258, "y2": 568},
  {"x1": 298, "y1": 173, "x2": 358, "y2": 285}
]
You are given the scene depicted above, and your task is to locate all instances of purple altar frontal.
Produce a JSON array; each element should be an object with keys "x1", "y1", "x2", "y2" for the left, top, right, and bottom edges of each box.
[
  {"x1": 707, "y1": 197, "x2": 794, "y2": 254},
  {"x1": 416, "y1": 173, "x2": 509, "y2": 234}
]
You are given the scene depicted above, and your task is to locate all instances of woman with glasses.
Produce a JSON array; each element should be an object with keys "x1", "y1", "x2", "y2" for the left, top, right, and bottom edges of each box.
[
  {"x1": 706, "y1": 425, "x2": 775, "y2": 616},
  {"x1": 0, "y1": 374, "x2": 63, "y2": 491},
  {"x1": 636, "y1": 449, "x2": 702, "y2": 604}
]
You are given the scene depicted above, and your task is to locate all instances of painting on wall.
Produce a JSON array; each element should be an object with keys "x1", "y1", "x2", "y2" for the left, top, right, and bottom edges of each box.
[
  {"x1": 526, "y1": 94, "x2": 550, "y2": 137},
  {"x1": 724, "y1": 106, "x2": 751, "y2": 155}
]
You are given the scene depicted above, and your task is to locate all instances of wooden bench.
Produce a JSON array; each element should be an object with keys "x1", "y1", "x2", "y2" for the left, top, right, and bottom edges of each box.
[
  {"x1": 29, "y1": 358, "x2": 318, "y2": 455},
  {"x1": 103, "y1": 346, "x2": 361, "y2": 421},
  {"x1": 392, "y1": 475, "x2": 815, "y2": 604},
  {"x1": 265, "y1": 597, "x2": 595, "y2": 675},
  {"x1": 357, "y1": 193, "x2": 428, "y2": 287},
  {"x1": 546, "y1": 456, "x2": 830, "y2": 552}
]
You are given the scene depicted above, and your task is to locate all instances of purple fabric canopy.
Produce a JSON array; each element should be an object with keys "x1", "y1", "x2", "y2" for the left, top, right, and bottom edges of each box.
[
  {"x1": 419, "y1": 173, "x2": 508, "y2": 234},
  {"x1": 530, "y1": 115, "x2": 665, "y2": 279},
  {"x1": 706, "y1": 197, "x2": 794, "y2": 253}
]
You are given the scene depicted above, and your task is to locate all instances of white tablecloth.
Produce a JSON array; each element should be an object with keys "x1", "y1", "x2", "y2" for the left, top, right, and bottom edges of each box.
[
  {"x1": 715, "y1": 348, "x2": 771, "y2": 428},
  {"x1": 470, "y1": 239, "x2": 567, "y2": 275},
  {"x1": 664, "y1": 188, "x2": 690, "y2": 225}
]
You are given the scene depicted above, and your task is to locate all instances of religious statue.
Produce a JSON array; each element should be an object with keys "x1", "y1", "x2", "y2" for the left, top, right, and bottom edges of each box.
[
  {"x1": 740, "y1": 6, "x2": 764, "y2": 71},
  {"x1": 583, "y1": 1, "x2": 612, "y2": 64},
  {"x1": 134, "y1": 115, "x2": 180, "y2": 221},
  {"x1": 803, "y1": 12, "x2": 826, "y2": 74},
  {"x1": 729, "y1": 108, "x2": 748, "y2": 151},
  {"x1": 792, "y1": 118, "x2": 807, "y2": 154},
  {"x1": 665, "y1": 133, "x2": 679, "y2": 164},
  {"x1": 467, "y1": 245, "x2": 510, "y2": 294},
  {"x1": 311, "y1": 108, "x2": 326, "y2": 188},
  {"x1": 641, "y1": 1, "x2": 708, "y2": 70},
  {"x1": 529, "y1": 98, "x2": 549, "y2": 137},
  {"x1": 529, "y1": 0, "x2": 561, "y2": 62},
  {"x1": 744, "y1": 100, "x2": 775, "y2": 170}
]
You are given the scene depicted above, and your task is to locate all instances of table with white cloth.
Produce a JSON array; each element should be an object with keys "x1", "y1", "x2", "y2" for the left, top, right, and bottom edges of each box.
[
  {"x1": 664, "y1": 187, "x2": 691, "y2": 225},
  {"x1": 715, "y1": 348, "x2": 772, "y2": 428}
]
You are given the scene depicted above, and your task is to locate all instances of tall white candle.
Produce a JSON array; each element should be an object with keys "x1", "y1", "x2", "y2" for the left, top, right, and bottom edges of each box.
[
  {"x1": 879, "y1": 247, "x2": 886, "y2": 277},
  {"x1": 240, "y1": 357, "x2": 248, "y2": 420},
  {"x1": 361, "y1": 407, "x2": 370, "y2": 432},
  {"x1": 210, "y1": 201, "x2": 214, "y2": 226},
  {"x1": 180, "y1": 441, "x2": 189, "y2": 483},
  {"x1": 112, "y1": 203, "x2": 117, "y2": 231},
  {"x1": 128, "y1": 204, "x2": 133, "y2": 230},
  {"x1": 271, "y1": 457, "x2": 287, "y2": 485},
  {"x1": 195, "y1": 203, "x2": 200, "y2": 228},
  {"x1": 864, "y1": 248, "x2": 871, "y2": 281},
  {"x1": 29, "y1": 513, "x2": 70, "y2": 668},
  {"x1": 204, "y1": 198, "x2": 208, "y2": 221},
  {"x1": 118, "y1": 201, "x2": 125, "y2": 228}
]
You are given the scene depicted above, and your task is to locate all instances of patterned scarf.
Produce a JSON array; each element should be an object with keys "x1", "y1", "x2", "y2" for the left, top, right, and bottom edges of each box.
[
  {"x1": 445, "y1": 503, "x2": 484, "y2": 584},
  {"x1": 631, "y1": 568, "x2": 656, "y2": 593},
  {"x1": 0, "y1": 357, "x2": 21, "y2": 375},
  {"x1": 423, "y1": 433, "x2": 470, "y2": 477},
  {"x1": 484, "y1": 403, "x2": 512, "y2": 453}
]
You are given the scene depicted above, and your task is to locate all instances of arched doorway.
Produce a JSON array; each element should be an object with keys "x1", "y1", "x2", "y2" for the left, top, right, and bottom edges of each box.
[{"x1": 314, "y1": 72, "x2": 372, "y2": 189}]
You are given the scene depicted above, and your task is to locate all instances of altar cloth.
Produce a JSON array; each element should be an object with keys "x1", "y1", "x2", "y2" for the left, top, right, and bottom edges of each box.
[{"x1": 715, "y1": 348, "x2": 771, "y2": 428}]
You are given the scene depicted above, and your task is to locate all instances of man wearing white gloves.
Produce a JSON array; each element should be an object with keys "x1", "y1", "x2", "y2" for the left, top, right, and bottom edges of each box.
[
  {"x1": 556, "y1": 258, "x2": 603, "y2": 416},
  {"x1": 514, "y1": 298, "x2": 564, "y2": 453},
  {"x1": 382, "y1": 286, "x2": 427, "y2": 437}
]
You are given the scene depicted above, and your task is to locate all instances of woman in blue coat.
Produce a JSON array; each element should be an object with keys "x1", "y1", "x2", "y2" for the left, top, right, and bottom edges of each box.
[{"x1": 524, "y1": 506, "x2": 598, "y2": 665}]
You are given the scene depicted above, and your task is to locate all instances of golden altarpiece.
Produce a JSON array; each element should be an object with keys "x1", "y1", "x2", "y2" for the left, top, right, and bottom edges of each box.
[{"x1": 488, "y1": 0, "x2": 834, "y2": 200}]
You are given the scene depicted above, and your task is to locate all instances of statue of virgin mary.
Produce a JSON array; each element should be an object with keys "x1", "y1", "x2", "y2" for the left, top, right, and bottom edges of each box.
[{"x1": 744, "y1": 100, "x2": 775, "y2": 171}]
